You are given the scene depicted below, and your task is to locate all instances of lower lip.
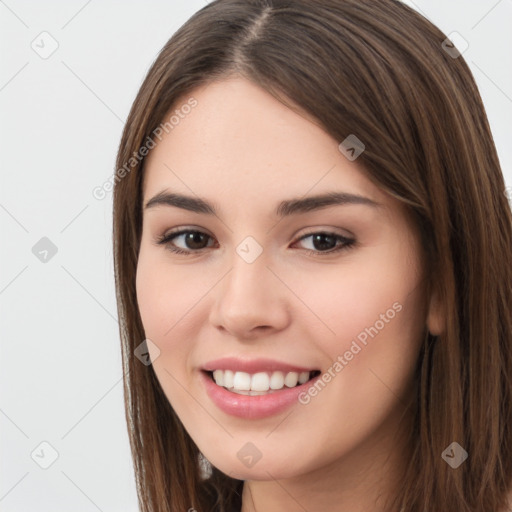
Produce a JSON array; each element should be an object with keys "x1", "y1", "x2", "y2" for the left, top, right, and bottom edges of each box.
[{"x1": 200, "y1": 371, "x2": 320, "y2": 419}]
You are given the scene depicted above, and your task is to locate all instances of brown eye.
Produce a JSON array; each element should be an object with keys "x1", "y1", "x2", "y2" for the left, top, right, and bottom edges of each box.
[
  {"x1": 180, "y1": 231, "x2": 211, "y2": 250},
  {"x1": 157, "y1": 229, "x2": 215, "y2": 255},
  {"x1": 295, "y1": 231, "x2": 355, "y2": 255}
]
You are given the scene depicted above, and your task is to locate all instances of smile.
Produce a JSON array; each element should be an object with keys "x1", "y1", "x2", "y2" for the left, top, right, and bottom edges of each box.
[
  {"x1": 200, "y1": 363, "x2": 322, "y2": 418},
  {"x1": 209, "y1": 369, "x2": 321, "y2": 395}
]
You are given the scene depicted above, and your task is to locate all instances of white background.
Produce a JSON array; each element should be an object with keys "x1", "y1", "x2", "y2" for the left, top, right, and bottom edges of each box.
[{"x1": 1, "y1": 1, "x2": 511, "y2": 510}]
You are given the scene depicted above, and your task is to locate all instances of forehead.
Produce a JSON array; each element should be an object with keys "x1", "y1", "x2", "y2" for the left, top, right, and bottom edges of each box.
[{"x1": 142, "y1": 78, "x2": 385, "y2": 209}]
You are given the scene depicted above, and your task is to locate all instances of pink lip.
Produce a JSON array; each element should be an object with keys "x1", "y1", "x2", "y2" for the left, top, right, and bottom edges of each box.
[
  {"x1": 202, "y1": 357, "x2": 316, "y2": 374},
  {"x1": 200, "y1": 369, "x2": 321, "y2": 420}
]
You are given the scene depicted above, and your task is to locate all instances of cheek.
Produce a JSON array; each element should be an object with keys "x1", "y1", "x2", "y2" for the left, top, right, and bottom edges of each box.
[
  {"x1": 135, "y1": 252, "x2": 200, "y2": 406},
  {"x1": 135, "y1": 248, "x2": 208, "y2": 341},
  {"x1": 286, "y1": 262, "x2": 425, "y2": 458},
  {"x1": 290, "y1": 253, "x2": 423, "y2": 357}
]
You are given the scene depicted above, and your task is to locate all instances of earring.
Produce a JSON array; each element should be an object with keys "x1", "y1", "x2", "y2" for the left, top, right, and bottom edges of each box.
[{"x1": 198, "y1": 451, "x2": 213, "y2": 479}]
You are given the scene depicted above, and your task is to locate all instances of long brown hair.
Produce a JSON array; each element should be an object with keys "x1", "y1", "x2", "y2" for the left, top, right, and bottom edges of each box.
[{"x1": 112, "y1": 1, "x2": 512, "y2": 510}]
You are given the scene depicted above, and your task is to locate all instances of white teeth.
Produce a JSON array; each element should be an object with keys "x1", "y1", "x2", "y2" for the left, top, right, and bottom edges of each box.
[
  {"x1": 211, "y1": 369, "x2": 313, "y2": 393},
  {"x1": 223, "y1": 370, "x2": 234, "y2": 388},
  {"x1": 298, "y1": 371, "x2": 309, "y2": 384},
  {"x1": 269, "y1": 371, "x2": 284, "y2": 390},
  {"x1": 251, "y1": 372, "x2": 270, "y2": 392},
  {"x1": 284, "y1": 371, "x2": 299, "y2": 388},
  {"x1": 233, "y1": 371, "x2": 251, "y2": 390},
  {"x1": 212, "y1": 370, "x2": 224, "y2": 387}
]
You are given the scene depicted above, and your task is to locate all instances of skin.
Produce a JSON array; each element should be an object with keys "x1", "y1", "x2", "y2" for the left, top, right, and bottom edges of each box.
[{"x1": 136, "y1": 77, "x2": 443, "y2": 511}]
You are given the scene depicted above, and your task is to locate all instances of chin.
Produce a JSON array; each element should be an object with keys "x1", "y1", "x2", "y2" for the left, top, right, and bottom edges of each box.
[{"x1": 203, "y1": 446, "x2": 311, "y2": 482}]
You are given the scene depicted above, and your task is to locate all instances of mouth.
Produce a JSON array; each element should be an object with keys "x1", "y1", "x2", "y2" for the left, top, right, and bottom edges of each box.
[{"x1": 204, "y1": 369, "x2": 322, "y2": 396}]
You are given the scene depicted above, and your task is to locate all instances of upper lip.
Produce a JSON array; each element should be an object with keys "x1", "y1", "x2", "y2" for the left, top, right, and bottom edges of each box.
[{"x1": 202, "y1": 357, "x2": 318, "y2": 374}]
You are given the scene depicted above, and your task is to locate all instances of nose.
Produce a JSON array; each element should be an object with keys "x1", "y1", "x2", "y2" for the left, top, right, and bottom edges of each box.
[{"x1": 208, "y1": 249, "x2": 291, "y2": 340}]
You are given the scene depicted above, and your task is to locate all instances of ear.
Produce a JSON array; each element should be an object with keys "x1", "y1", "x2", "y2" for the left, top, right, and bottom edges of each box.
[{"x1": 426, "y1": 285, "x2": 445, "y2": 336}]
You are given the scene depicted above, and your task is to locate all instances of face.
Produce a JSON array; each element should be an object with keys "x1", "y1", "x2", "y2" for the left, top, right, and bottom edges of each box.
[{"x1": 136, "y1": 77, "x2": 434, "y2": 482}]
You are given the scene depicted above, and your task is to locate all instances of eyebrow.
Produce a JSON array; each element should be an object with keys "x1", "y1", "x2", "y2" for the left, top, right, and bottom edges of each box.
[{"x1": 144, "y1": 190, "x2": 382, "y2": 217}]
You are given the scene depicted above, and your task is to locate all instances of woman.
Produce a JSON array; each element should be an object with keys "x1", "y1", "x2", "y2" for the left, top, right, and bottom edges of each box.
[{"x1": 112, "y1": 0, "x2": 512, "y2": 510}]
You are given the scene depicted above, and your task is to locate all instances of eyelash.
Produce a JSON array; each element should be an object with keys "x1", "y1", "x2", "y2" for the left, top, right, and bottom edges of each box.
[{"x1": 155, "y1": 228, "x2": 356, "y2": 257}]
